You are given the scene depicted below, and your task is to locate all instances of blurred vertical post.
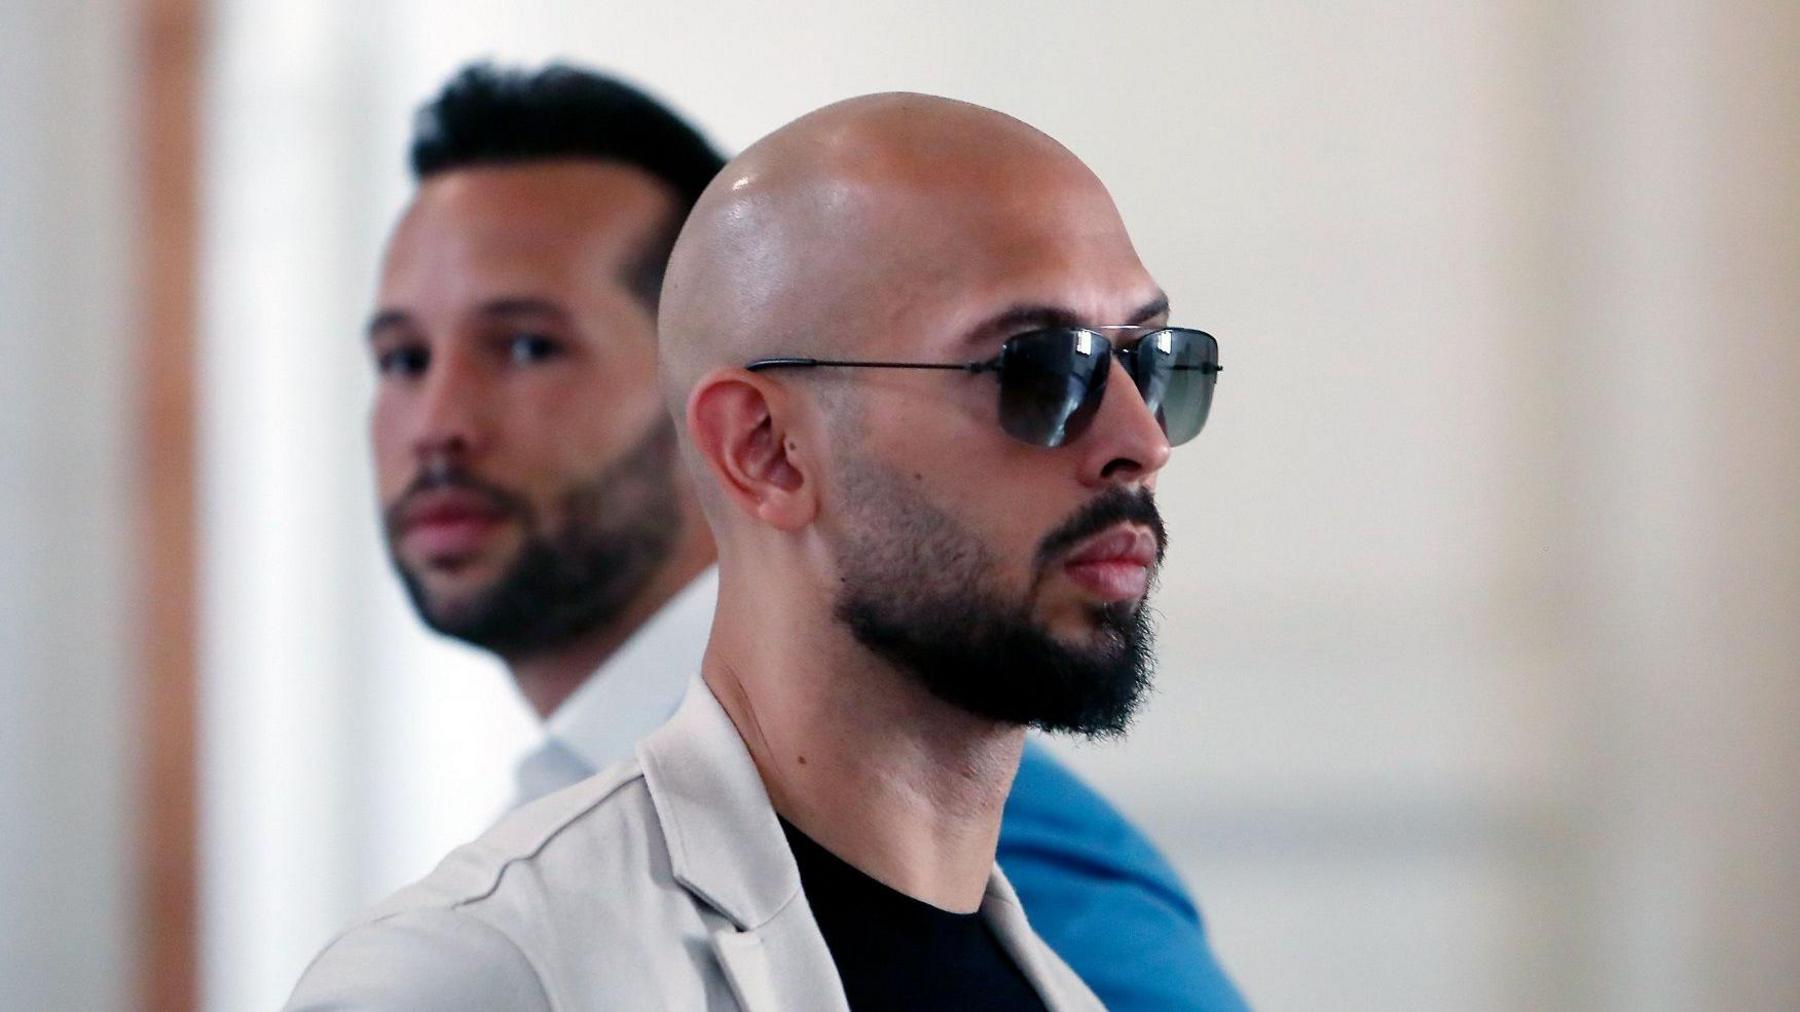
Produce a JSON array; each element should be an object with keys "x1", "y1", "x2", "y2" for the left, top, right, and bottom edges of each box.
[{"x1": 136, "y1": 0, "x2": 203, "y2": 1007}]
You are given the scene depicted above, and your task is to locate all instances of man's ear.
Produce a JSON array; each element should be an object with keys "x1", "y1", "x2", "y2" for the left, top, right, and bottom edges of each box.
[{"x1": 686, "y1": 369, "x2": 817, "y2": 530}]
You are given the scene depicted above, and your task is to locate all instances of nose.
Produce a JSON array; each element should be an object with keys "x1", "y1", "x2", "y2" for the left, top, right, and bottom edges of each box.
[
  {"x1": 1074, "y1": 353, "x2": 1172, "y2": 486},
  {"x1": 408, "y1": 353, "x2": 489, "y2": 464}
]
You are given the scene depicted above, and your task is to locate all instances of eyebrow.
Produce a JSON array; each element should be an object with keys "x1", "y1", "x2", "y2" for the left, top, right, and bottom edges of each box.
[
  {"x1": 365, "y1": 297, "x2": 573, "y2": 340},
  {"x1": 366, "y1": 309, "x2": 410, "y2": 339},
  {"x1": 1124, "y1": 293, "x2": 1171, "y2": 326},
  {"x1": 474, "y1": 297, "x2": 573, "y2": 324},
  {"x1": 961, "y1": 291, "x2": 1172, "y2": 347}
]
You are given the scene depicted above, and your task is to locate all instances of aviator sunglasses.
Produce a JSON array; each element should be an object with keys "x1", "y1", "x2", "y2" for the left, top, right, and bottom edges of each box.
[{"x1": 746, "y1": 326, "x2": 1221, "y2": 448}]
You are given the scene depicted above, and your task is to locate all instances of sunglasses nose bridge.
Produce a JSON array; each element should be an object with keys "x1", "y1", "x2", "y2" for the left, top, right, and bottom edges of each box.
[
  {"x1": 1093, "y1": 327, "x2": 1157, "y2": 374},
  {"x1": 997, "y1": 327, "x2": 1178, "y2": 450},
  {"x1": 1066, "y1": 348, "x2": 1172, "y2": 478},
  {"x1": 1101, "y1": 345, "x2": 1159, "y2": 416},
  {"x1": 1101, "y1": 333, "x2": 1164, "y2": 404}
]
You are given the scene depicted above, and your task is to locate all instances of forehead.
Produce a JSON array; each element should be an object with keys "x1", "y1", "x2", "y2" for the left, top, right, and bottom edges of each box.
[
  {"x1": 380, "y1": 161, "x2": 679, "y2": 305},
  {"x1": 864, "y1": 166, "x2": 1161, "y2": 351}
]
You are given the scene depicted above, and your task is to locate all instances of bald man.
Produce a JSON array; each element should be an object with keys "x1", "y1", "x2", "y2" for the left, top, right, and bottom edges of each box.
[{"x1": 288, "y1": 93, "x2": 1227, "y2": 1012}]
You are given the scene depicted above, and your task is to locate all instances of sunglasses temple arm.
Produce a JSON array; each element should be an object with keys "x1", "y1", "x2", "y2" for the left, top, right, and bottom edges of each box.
[{"x1": 746, "y1": 357, "x2": 991, "y2": 373}]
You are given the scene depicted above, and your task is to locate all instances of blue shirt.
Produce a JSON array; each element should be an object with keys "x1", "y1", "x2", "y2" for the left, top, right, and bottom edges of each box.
[{"x1": 999, "y1": 740, "x2": 1250, "y2": 1012}]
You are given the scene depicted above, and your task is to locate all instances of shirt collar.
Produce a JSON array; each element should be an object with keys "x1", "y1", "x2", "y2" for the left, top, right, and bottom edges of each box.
[{"x1": 534, "y1": 566, "x2": 719, "y2": 782}]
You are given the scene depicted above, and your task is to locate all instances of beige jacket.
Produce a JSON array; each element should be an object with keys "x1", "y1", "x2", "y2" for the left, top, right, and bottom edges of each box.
[{"x1": 284, "y1": 679, "x2": 1102, "y2": 1011}]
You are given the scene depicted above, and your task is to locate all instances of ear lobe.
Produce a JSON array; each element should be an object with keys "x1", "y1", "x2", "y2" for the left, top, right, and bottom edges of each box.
[{"x1": 687, "y1": 370, "x2": 816, "y2": 530}]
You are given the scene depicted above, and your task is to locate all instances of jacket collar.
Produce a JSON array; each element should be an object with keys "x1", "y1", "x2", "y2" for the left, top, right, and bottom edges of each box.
[
  {"x1": 636, "y1": 676, "x2": 802, "y2": 930},
  {"x1": 981, "y1": 869, "x2": 1099, "y2": 1007},
  {"x1": 635, "y1": 676, "x2": 1100, "y2": 1011}
]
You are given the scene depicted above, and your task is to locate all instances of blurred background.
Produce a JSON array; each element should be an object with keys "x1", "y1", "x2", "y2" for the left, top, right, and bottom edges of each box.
[{"x1": 3, "y1": 1, "x2": 1796, "y2": 1009}]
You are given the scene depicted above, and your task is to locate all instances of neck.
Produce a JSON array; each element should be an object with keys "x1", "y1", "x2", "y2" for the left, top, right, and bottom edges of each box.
[
  {"x1": 704, "y1": 567, "x2": 1024, "y2": 913},
  {"x1": 509, "y1": 527, "x2": 716, "y2": 721}
]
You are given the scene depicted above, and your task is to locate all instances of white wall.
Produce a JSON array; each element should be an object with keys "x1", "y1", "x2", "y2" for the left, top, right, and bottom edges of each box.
[
  {"x1": 1558, "y1": 4, "x2": 1800, "y2": 1006},
  {"x1": 0, "y1": 2, "x2": 136, "y2": 1010},
  {"x1": 187, "y1": 2, "x2": 1799, "y2": 1011}
]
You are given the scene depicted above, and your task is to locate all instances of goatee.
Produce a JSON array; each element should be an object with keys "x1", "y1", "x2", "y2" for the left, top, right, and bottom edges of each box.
[{"x1": 833, "y1": 464, "x2": 1164, "y2": 739}]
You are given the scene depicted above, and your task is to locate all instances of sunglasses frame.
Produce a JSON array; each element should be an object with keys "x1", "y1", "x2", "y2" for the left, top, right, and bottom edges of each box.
[{"x1": 744, "y1": 325, "x2": 1221, "y2": 448}]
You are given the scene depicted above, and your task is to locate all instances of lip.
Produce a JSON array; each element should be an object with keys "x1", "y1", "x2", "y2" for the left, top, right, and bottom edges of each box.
[
  {"x1": 1060, "y1": 524, "x2": 1158, "y2": 602},
  {"x1": 1064, "y1": 525, "x2": 1159, "y2": 567},
  {"x1": 396, "y1": 488, "x2": 509, "y2": 560}
]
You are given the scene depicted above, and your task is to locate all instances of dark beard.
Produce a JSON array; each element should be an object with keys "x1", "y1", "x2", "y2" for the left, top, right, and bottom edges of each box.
[
  {"x1": 386, "y1": 420, "x2": 682, "y2": 659},
  {"x1": 832, "y1": 463, "x2": 1164, "y2": 739}
]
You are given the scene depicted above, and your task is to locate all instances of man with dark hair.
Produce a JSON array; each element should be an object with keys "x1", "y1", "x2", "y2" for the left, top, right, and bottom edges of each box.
[
  {"x1": 406, "y1": 64, "x2": 721, "y2": 308},
  {"x1": 325, "y1": 64, "x2": 1244, "y2": 1010},
  {"x1": 371, "y1": 63, "x2": 723, "y2": 711}
]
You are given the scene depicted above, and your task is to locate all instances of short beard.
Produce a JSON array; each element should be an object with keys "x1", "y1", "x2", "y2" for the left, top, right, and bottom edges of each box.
[
  {"x1": 385, "y1": 420, "x2": 682, "y2": 660},
  {"x1": 831, "y1": 462, "x2": 1164, "y2": 739}
]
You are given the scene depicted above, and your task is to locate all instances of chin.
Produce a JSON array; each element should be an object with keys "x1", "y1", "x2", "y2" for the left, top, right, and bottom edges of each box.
[
  {"x1": 410, "y1": 564, "x2": 498, "y2": 610},
  {"x1": 1044, "y1": 600, "x2": 1136, "y2": 642},
  {"x1": 420, "y1": 589, "x2": 497, "y2": 634}
]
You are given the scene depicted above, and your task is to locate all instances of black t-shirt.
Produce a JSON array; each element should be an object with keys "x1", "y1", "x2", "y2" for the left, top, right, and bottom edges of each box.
[{"x1": 780, "y1": 819, "x2": 1051, "y2": 1011}]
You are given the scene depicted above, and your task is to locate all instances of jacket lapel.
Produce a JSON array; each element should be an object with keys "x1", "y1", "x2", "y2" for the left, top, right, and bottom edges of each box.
[
  {"x1": 639, "y1": 679, "x2": 850, "y2": 1012},
  {"x1": 639, "y1": 679, "x2": 1093, "y2": 1011},
  {"x1": 709, "y1": 897, "x2": 846, "y2": 1012},
  {"x1": 708, "y1": 929, "x2": 776, "y2": 1011},
  {"x1": 981, "y1": 867, "x2": 1105, "y2": 1011}
]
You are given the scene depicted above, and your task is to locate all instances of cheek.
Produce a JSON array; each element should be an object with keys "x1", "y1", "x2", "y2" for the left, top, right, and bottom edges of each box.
[
  {"x1": 518, "y1": 377, "x2": 663, "y2": 487},
  {"x1": 369, "y1": 399, "x2": 411, "y2": 498},
  {"x1": 877, "y1": 450, "x2": 1063, "y2": 583},
  {"x1": 857, "y1": 391, "x2": 1053, "y2": 523},
  {"x1": 966, "y1": 485, "x2": 1058, "y2": 575}
]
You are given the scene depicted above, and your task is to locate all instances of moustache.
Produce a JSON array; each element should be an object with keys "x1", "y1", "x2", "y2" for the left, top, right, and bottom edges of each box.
[
  {"x1": 382, "y1": 462, "x2": 531, "y2": 538},
  {"x1": 1034, "y1": 487, "x2": 1167, "y2": 571}
]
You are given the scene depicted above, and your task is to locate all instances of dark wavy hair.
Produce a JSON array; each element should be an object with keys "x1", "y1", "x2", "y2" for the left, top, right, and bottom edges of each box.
[
  {"x1": 408, "y1": 62, "x2": 726, "y2": 305},
  {"x1": 409, "y1": 61, "x2": 726, "y2": 199}
]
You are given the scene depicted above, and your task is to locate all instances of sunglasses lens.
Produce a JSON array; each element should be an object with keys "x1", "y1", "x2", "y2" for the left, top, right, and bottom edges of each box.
[
  {"x1": 997, "y1": 329, "x2": 1110, "y2": 447},
  {"x1": 1134, "y1": 328, "x2": 1217, "y2": 446}
]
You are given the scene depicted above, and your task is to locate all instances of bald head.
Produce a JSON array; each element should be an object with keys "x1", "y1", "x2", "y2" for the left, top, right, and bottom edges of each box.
[
  {"x1": 658, "y1": 93, "x2": 1137, "y2": 423},
  {"x1": 663, "y1": 93, "x2": 1177, "y2": 745}
]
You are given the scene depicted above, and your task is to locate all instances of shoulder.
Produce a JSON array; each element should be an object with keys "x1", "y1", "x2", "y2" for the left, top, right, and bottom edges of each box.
[
  {"x1": 998, "y1": 741, "x2": 1251, "y2": 1012},
  {"x1": 285, "y1": 761, "x2": 675, "y2": 1010},
  {"x1": 1001, "y1": 739, "x2": 1196, "y2": 918},
  {"x1": 283, "y1": 906, "x2": 552, "y2": 1011},
  {"x1": 375, "y1": 758, "x2": 657, "y2": 919}
]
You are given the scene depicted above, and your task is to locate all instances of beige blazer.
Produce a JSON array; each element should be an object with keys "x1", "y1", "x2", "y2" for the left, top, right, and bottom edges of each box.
[{"x1": 284, "y1": 678, "x2": 1103, "y2": 1011}]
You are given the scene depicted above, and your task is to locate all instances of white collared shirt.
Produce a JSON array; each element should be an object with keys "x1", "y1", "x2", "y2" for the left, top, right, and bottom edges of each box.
[{"x1": 512, "y1": 567, "x2": 719, "y2": 807}]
